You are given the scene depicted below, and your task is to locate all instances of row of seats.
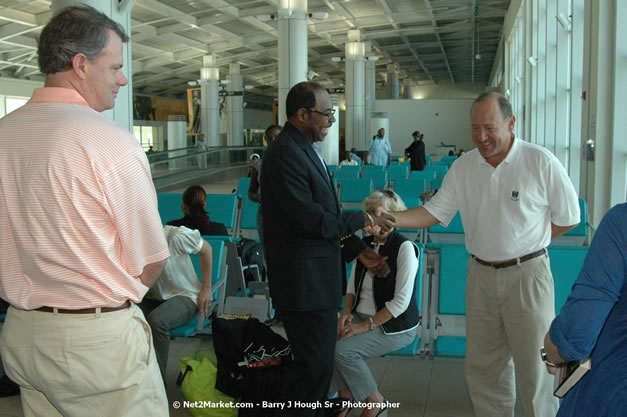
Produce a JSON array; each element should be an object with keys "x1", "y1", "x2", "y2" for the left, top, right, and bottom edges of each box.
[
  {"x1": 157, "y1": 188, "x2": 589, "y2": 354},
  {"x1": 427, "y1": 243, "x2": 589, "y2": 358}
]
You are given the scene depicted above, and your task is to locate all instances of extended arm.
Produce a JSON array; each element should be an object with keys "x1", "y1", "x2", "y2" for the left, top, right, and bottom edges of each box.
[
  {"x1": 375, "y1": 205, "x2": 440, "y2": 231},
  {"x1": 197, "y1": 240, "x2": 213, "y2": 316}
]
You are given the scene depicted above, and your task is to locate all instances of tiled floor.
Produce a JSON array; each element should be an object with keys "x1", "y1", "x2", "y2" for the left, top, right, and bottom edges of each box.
[{"x1": 0, "y1": 323, "x2": 530, "y2": 417}]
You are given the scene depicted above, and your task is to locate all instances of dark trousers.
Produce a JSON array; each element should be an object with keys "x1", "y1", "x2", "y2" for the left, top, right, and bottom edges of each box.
[{"x1": 277, "y1": 309, "x2": 338, "y2": 417}]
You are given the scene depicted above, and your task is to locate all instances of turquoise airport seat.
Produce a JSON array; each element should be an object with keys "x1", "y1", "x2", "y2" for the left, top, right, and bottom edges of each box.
[
  {"x1": 393, "y1": 178, "x2": 427, "y2": 200},
  {"x1": 387, "y1": 165, "x2": 409, "y2": 184},
  {"x1": 170, "y1": 239, "x2": 227, "y2": 337},
  {"x1": 362, "y1": 169, "x2": 388, "y2": 190},
  {"x1": 340, "y1": 178, "x2": 373, "y2": 209},
  {"x1": 425, "y1": 165, "x2": 448, "y2": 180},
  {"x1": 548, "y1": 245, "x2": 589, "y2": 313},
  {"x1": 428, "y1": 211, "x2": 464, "y2": 244},
  {"x1": 327, "y1": 164, "x2": 339, "y2": 176},
  {"x1": 430, "y1": 244, "x2": 471, "y2": 358},
  {"x1": 157, "y1": 193, "x2": 183, "y2": 224},
  {"x1": 390, "y1": 160, "x2": 400, "y2": 166},
  {"x1": 410, "y1": 170, "x2": 436, "y2": 183},
  {"x1": 205, "y1": 194, "x2": 239, "y2": 235},
  {"x1": 362, "y1": 165, "x2": 384, "y2": 177},
  {"x1": 388, "y1": 243, "x2": 425, "y2": 357},
  {"x1": 425, "y1": 155, "x2": 432, "y2": 166},
  {"x1": 553, "y1": 198, "x2": 589, "y2": 246},
  {"x1": 237, "y1": 177, "x2": 251, "y2": 195},
  {"x1": 429, "y1": 244, "x2": 589, "y2": 358},
  {"x1": 336, "y1": 165, "x2": 361, "y2": 182},
  {"x1": 239, "y1": 196, "x2": 259, "y2": 239},
  {"x1": 431, "y1": 177, "x2": 443, "y2": 190},
  {"x1": 440, "y1": 155, "x2": 457, "y2": 167}
]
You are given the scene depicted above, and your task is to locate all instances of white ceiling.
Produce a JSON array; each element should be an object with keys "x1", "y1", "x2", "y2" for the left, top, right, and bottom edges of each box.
[{"x1": 0, "y1": 0, "x2": 510, "y2": 109}]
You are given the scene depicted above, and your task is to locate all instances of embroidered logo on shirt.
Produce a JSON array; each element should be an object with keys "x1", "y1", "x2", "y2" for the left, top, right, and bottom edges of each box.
[{"x1": 511, "y1": 191, "x2": 520, "y2": 201}]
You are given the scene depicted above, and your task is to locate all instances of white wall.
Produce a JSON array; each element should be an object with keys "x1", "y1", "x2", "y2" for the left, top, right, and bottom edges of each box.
[
  {"x1": 243, "y1": 108, "x2": 273, "y2": 130},
  {"x1": 374, "y1": 99, "x2": 475, "y2": 157},
  {"x1": 0, "y1": 77, "x2": 43, "y2": 97}
]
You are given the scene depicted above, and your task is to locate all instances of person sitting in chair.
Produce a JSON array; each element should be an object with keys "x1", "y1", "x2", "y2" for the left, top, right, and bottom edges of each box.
[
  {"x1": 139, "y1": 225, "x2": 213, "y2": 382},
  {"x1": 330, "y1": 190, "x2": 419, "y2": 417},
  {"x1": 167, "y1": 185, "x2": 228, "y2": 236}
]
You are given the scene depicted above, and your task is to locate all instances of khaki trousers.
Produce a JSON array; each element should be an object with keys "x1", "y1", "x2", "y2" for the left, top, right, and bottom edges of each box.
[
  {"x1": 0, "y1": 304, "x2": 168, "y2": 417},
  {"x1": 465, "y1": 255, "x2": 559, "y2": 417}
]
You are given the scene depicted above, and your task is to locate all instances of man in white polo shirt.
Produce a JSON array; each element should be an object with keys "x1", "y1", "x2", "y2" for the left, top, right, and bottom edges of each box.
[{"x1": 376, "y1": 92, "x2": 580, "y2": 417}]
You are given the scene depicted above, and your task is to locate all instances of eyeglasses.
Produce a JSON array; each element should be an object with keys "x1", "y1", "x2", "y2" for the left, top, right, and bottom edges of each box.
[
  {"x1": 308, "y1": 108, "x2": 336, "y2": 119},
  {"x1": 377, "y1": 189, "x2": 397, "y2": 201}
]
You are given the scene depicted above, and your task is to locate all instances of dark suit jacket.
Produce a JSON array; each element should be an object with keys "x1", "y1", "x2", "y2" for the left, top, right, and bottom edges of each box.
[{"x1": 260, "y1": 122, "x2": 364, "y2": 311}]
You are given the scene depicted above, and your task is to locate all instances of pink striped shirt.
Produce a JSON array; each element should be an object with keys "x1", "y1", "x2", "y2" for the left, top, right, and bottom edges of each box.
[{"x1": 0, "y1": 88, "x2": 169, "y2": 309}]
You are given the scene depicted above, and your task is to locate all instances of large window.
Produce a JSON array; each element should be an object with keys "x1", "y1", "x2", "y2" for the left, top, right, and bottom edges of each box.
[{"x1": 0, "y1": 96, "x2": 28, "y2": 117}]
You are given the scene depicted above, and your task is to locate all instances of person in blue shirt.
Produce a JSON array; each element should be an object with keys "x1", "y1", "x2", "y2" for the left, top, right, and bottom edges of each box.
[
  {"x1": 542, "y1": 203, "x2": 626, "y2": 417},
  {"x1": 367, "y1": 128, "x2": 391, "y2": 167}
]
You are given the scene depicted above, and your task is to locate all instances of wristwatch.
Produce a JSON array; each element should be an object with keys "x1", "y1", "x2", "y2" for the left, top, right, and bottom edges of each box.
[
  {"x1": 368, "y1": 316, "x2": 377, "y2": 331},
  {"x1": 540, "y1": 346, "x2": 557, "y2": 367}
]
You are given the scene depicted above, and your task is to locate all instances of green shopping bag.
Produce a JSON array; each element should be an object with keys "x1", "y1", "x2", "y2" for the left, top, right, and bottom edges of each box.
[{"x1": 177, "y1": 349, "x2": 238, "y2": 417}]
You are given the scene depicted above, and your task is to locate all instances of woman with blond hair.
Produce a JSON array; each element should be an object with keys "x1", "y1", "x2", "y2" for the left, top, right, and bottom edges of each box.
[{"x1": 330, "y1": 190, "x2": 419, "y2": 417}]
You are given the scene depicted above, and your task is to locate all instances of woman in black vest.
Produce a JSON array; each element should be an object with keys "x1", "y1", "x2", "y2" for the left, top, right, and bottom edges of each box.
[{"x1": 329, "y1": 190, "x2": 420, "y2": 417}]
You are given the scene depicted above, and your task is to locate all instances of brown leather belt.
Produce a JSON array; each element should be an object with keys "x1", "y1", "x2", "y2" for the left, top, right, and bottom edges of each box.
[
  {"x1": 33, "y1": 300, "x2": 131, "y2": 314},
  {"x1": 472, "y1": 248, "x2": 547, "y2": 269}
]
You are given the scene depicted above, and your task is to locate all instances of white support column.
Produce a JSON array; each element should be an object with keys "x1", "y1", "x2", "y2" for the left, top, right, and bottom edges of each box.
[
  {"x1": 199, "y1": 56, "x2": 220, "y2": 147},
  {"x1": 320, "y1": 103, "x2": 340, "y2": 166},
  {"x1": 580, "y1": 0, "x2": 625, "y2": 227},
  {"x1": 345, "y1": 30, "x2": 365, "y2": 152},
  {"x1": 278, "y1": 0, "x2": 308, "y2": 126},
  {"x1": 386, "y1": 64, "x2": 399, "y2": 99},
  {"x1": 364, "y1": 41, "x2": 377, "y2": 153},
  {"x1": 51, "y1": 0, "x2": 135, "y2": 132},
  {"x1": 226, "y1": 63, "x2": 243, "y2": 146}
]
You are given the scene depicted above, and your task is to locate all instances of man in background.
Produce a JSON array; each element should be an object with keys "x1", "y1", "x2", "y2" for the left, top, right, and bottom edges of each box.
[
  {"x1": 367, "y1": 128, "x2": 392, "y2": 166},
  {"x1": 0, "y1": 6, "x2": 169, "y2": 416}
]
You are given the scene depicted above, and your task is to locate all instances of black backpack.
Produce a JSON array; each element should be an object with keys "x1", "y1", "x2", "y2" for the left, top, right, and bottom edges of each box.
[{"x1": 237, "y1": 238, "x2": 265, "y2": 283}]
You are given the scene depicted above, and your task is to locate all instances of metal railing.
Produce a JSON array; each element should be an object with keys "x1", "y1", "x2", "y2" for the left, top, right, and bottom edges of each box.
[{"x1": 149, "y1": 146, "x2": 267, "y2": 190}]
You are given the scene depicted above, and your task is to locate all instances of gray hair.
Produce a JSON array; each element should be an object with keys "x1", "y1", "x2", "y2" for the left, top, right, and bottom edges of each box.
[
  {"x1": 37, "y1": 5, "x2": 129, "y2": 75},
  {"x1": 472, "y1": 91, "x2": 513, "y2": 120},
  {"x1": 363, "y1": 190, "x2": 407, "y2": 213}
]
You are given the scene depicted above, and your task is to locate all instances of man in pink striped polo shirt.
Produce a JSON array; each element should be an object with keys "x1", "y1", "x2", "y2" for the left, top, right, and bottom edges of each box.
[{"x1": 0, "y1": 6, "x2": 170, "y2": 416}]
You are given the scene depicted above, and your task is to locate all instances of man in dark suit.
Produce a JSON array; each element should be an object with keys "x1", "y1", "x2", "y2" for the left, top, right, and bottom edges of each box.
[{"x1": 261, "y1": 82, "x2": 384, "y2": 416}]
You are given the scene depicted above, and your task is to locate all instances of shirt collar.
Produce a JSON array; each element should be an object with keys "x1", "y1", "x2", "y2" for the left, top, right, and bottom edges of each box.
[{"x1": 29, "y1": 87, "x2": 90, "y2": 107}]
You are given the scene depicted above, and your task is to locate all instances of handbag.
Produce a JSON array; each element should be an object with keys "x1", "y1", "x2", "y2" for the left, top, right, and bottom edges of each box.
[{"x1": 177, "y1": 349, "x2": 238, "y2": 417}]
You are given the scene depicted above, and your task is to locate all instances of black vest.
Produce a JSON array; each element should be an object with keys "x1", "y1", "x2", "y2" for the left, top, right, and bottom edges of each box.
[{"x1": 353, "y1": 230, "x2": 419, "y2": 334}]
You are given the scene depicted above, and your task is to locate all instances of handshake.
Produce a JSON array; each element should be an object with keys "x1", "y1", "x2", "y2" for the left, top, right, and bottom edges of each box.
[
  {"x1": 363, "y1": 208, "x2": 396, "y2": 236},
  {"x1": 358, "y1": 209, "x2": 397, "y2": 278}
]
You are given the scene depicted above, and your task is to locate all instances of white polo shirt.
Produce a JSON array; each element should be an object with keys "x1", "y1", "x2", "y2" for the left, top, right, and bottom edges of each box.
[
  {"x1": 424, "y1": 137, "x2": 580, "y2": 261},
  {"x1": 146, "y1": 226, "x2": 203, "y2": 303}
]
